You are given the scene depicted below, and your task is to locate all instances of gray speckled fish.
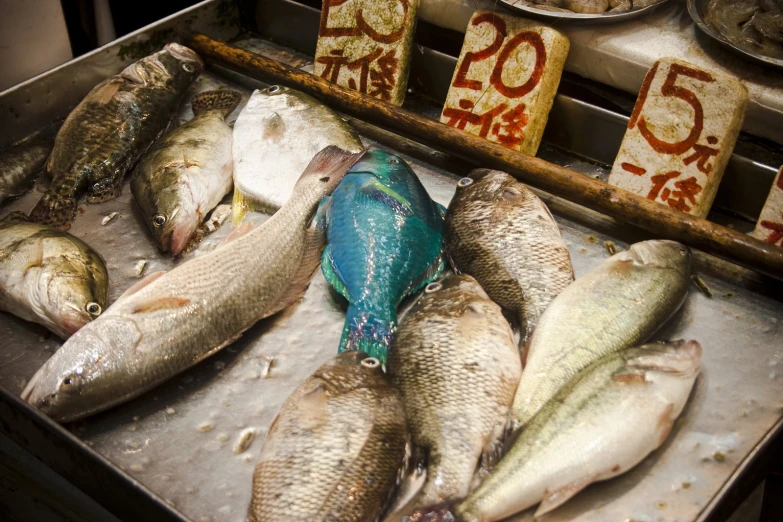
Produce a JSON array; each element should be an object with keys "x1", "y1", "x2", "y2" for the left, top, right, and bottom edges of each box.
[
  {"x1": 21, "y1": 147, "x2": 359, "y2": 421},
  {"x1": 248, "y1": 351, "x2": 407, "y2": 522}
]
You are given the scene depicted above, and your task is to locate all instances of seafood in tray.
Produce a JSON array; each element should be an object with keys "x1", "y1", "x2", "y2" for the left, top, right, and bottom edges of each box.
[{"x1": 0, "y1": 38, "x2": 735, "y2": 522}]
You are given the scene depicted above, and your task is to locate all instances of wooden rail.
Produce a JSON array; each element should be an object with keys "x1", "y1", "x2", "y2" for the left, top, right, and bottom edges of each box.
[{"x1": 187, "y1": 33, "x2": 783, "y2": 279}]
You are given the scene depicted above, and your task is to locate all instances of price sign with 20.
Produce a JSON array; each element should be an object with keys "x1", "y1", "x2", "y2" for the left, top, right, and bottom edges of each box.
[
  {"x1": 440, "y1": 11, "x2": 569, "y2": 156},
  {"x1": 609, "y1": 58, "x2": 748, "y2": 218}
]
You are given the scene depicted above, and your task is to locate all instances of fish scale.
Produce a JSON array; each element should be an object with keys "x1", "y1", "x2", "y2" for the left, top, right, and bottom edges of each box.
[{"x1": 22, "y1": 147, "x2": 359, "y2": 422}]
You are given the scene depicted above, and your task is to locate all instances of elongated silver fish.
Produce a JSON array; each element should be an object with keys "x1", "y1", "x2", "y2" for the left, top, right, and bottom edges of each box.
[
  {"x1": 416, "y1": 340, "x2": 702, "y2": 521},
  {"x1": 22, "y1": 147, "x2": 360, "y2": 421},
  {"x1": 387, "y1": 274, "x2": 521, "y2": 511},
  {"x1": 445, "y1": 170, "x2": 573, "y2": 345},
  {"x1": 232, "y1": 85, "x2": 363, "y2": 223},
  {"x1": 0, "y1": 216, "x2": 107, "y2": 338},
  {"x1": 511, "y1": 240, "x2": 691, "y2": 427},
  {"x1": 249, "y1": 351, "x2": 407, "y2": 522},
  {"x1": 131, "y1": 89, "x2": 241, "y2": 255}
]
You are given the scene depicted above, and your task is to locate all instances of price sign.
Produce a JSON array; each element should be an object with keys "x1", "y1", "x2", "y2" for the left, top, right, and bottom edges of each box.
[
  {"x1": 753, "y1": 166, "x2": 783, "y2": 248},
  {"x1": 440, "y1": 11, "x2": 570, "y2": 156},
  {"x1": 608, "y1": 58, "x2": 748, "y2": 218},
  {"x1": 314, "y1": 0, "x2": 419, "y2": 106}
]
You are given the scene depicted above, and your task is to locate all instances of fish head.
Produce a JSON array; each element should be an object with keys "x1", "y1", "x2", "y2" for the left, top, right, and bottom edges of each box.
[
  {"x1": 122, "y1": 43, "x2": 203, "y2": 90},
  {"x1": 22, "y1": 317, "x2": 144, "y2": 421},
  {"x1": 626, "y1": 240, "x2": 692, "y2": 274},
  {"x1": 344, "y1": 147, "x2": 410, "y2": 185},
  {"x1": 246, "y1": 85, "x2": 318, "y2": 113},
  {"x1": 313, "y1": 351, "x2": 390, "y2": 393},
  {"x1": 132, "y1": 173, "x2": 198, "y2": 255},
  {"x1": 415, "y1": 273, "x2": 491, "y2": 314},
  {"x1": 450, "y1": 169, "x2": 536, "y2": 221},
  {"x1": 38, "y1": 253, "x2": 108, "y2": 338}
]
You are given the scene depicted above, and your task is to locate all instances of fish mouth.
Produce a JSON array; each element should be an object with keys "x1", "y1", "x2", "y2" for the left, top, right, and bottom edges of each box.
[
  {"x1": 628, "y1": 240, "x2": 689, "y2": 266},
  {"x1": 165, "y1": 43, "x2": 203, "y2": 68},
  {"x1": 168, "y1": 223, "x2": 195, "y2": 256}
]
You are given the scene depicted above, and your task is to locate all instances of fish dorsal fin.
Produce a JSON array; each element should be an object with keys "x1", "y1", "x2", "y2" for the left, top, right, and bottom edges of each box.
[
  {"x1": 321, "y1": 245, "x2": 351, "y2": 302},
  {"x1": 117, "y1": 271, "x2": 166, "y2": 301},
  {"x1": 360, "y1": 177, "x2": 413, "y2": 217},
  {"x1": 535, "y1": 477, "x2": 596, "y2": 517},
  {"x1": 191, "y1": 89, "x2": 242, "y2": 118},
  {"x1": 262, "y1": 224, "x2": 326, "y2": 319}
]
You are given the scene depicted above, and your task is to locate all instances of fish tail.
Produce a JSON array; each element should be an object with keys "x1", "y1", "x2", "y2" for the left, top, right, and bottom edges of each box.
[
  {"x1": 339, "y1": 306, "x2": 396, "y2": 366},
  {"x1": 29, "y1": 192, "x2": 76, "y2": 229},
  {"x1": 191, "y1": 89, "x2": 242, "y2": 118}
]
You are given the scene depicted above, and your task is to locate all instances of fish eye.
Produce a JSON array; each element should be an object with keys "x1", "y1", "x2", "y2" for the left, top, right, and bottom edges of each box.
[
  {"x1": 425, "y1": 282, "x2": 442, "y2": 293},
  {"x1": 361, "y1": 357, "x2": 380, "y2": 368},
  {"x1": 182, "y1": 63, "x2": 195, "y2": 73},
  {"x1": 388, "y1": 157, "x2": 400, "y2": 164},
  {"x1": 153, "y1": 214, "x2": 166, "y2": 227},
  {"x1": 86, "y1": 302, "x2": 102, "y2": 316},
  {"x1": 61, "y1": 373, "x2": 82, "y2": 392},
  {"x1": 267, "y1": 85, "x2": 281, "y2": 94},
  {"x1": 457, "y1": 178, "x2": 473, "y2": 187}
]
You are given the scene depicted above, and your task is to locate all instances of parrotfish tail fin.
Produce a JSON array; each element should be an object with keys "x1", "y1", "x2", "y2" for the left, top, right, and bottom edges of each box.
[
  {"x1": 29, "y1": 192, "x2": 76, "y2": 230},
  {"x1": 2, "y1": 211, "x2": 31, "y2": 222},
  {"x1": 405, "y1": 503, "x2": 461, "y2": 522},
  {"x1": 191, "y1": 89, "x2": 243, "y2": 118},
  {"x1": 339, "y1": 306, "x2": 396, "y2": 366}
]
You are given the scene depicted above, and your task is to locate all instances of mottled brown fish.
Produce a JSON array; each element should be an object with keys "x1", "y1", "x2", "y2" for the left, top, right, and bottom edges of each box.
[
  {"x1": 0, "y1": 128, "x2": 56, "y2": 206},
  {"x1": 388, "y1": 274, "x2": 521, "y2": 513},
  {"x1": 29, "y1": 43, "x2": 202, "y2": 229},
  {"x1": 249, "y1": 351, "x2": 407, "y2": 522},
  {"x1": 444, "y1": 169, "x2": 573, "y2": 346}
]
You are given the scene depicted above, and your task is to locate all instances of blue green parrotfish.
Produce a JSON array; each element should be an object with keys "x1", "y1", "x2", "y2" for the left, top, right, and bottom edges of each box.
[{"x1": 319, "y1": 148, "x2": 446, "y2": 364}]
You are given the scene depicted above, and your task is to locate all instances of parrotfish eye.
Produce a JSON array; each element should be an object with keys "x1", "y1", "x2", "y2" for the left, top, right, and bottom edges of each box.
[
  {"x1": 86, "y1": 302, "x2": 102, "y2": 316},
  {"x1": 457, "y1": 178, "x2": 473, "y2": 187},
  {"x1": 153, "y1": 214, "x2": 166, "y2": 227},
  {"x1": 267, "y1": 85, "x2": 281, "y2": 94},
  {"x1": 182, "y1": 63, "x2": 195, "y2": 73},
  {"x1": 388, "y1": 156, "x2": 400, "y2": 164},
  {"x1": 361, "y1": 357, "x2": 380, "y2": 368},
  {"x1": 425, "y1": 282, "x2": 442, "y2": 293}
]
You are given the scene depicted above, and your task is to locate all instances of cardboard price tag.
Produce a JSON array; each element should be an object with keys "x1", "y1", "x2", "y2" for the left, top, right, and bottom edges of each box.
[
  {"x1": 440, "y1": 11, "x2": 569, "y2": 156},
  {"x1": 608, "y1": 58, "x2": 748, "y2": 218},
  {"x1": 314, "y1": 0, "x2": 419, "y2": 106},
  {"x1": 753, "y1": 166, "x2": 783, "y2": 248}
]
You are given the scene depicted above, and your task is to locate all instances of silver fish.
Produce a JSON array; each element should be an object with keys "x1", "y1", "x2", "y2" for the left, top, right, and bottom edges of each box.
[
  {"x1": 445, "y1": 170, "x2": 573, "y2": 345},
  {"x1": 417, "y1": 340, "x2": 702, "y2": 521},
  {"x1": 231, "y1": 85, "x2": 363, "y2": 223},
  {"x1": 388, "y1": 273, "x2": 521, "y2": 510},
  {"x1": 22, "y1": 147, "x2": 360, "y2": 421},
  {"x1": 511, "y1": 240, "x2": 691, "y2": 427},
  {"x1": 131, "y1": 89, "x2": 241, "y2": 255},
  {"x1": 0, "y1": 216, "x2": 107, "y2": 338},
  {"x1": 249, "y1": 351, "x2": 407, "y2": 522}
]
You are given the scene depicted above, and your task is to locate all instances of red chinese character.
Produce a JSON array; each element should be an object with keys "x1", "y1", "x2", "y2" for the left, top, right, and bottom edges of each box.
[
  {"x1": 759, "y1": 213, "x2": 783, "y2": 245},
  {"x1": 368, "y1": 50, "x2": 398, "y2": 101},
  {"x1": 317, "y1": 49, "x2": 349, "y2": 83},
  {"x1": 683, "y1": 136, "x2": 719, "y2": 175},
  {"x1": 347, "y1": 48, "x2": 383, "y2": 94},
  {"x1": 443, "y1": 100, "x2": 508, "y2": 138},
  {"x1": 665, "y1": 176, "x2": 702, "y2": 212},
  {"x1": 647, "y1": 171, "x2": 681, "y2": 201},
  {"x1": 491, "y1": 104, "x2": 529, "y2": 148}
]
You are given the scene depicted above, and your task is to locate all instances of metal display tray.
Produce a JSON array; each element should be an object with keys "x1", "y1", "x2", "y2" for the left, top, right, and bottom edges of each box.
[{"x1": 1, "y1": 1, "x2": 782, "y2": 522}]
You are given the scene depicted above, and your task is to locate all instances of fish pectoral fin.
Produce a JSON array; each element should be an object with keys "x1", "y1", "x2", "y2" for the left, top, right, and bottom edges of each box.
[
  {"x1": 405, "y1": 253, "x2": 446, "y2": 297},
  {"x1": 321, "y1": 245, "x2": 351, "y2": 301},
  {"x1": 536, "y1": 477, "x2": 596, "y2": 517},
  {"x1": 117, "y1": 271, "x2": 167, "y2": 301},
  {"x1": 263, "y1": 224, "x2": 326, "y2": 318},
  {"x1": 222, "y1": 220, "x2": 254, "y2": 244},
  {"x1": 131, "y1": 296, "x2": 190, "y2": 314},
  {"x1": 361, "y1": 178, "x2": 413, "y2": 217},
  {"x1": 297, "y1": 383, "x2": 330, "y2": 429}
]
